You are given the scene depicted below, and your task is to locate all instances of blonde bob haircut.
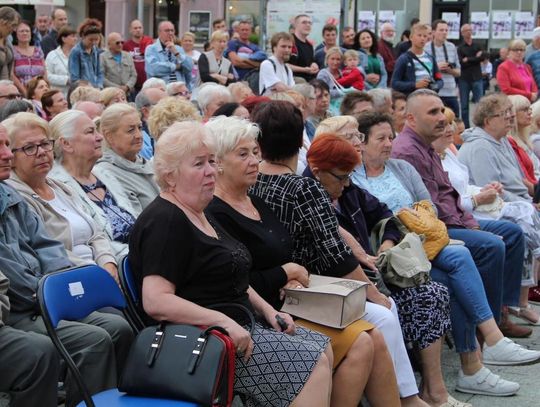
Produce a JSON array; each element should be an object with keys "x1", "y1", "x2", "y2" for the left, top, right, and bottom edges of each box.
[
  {"x1": 2, "y1": 112, "x2": 50, "y2": 146},
  {"x1": 148, "y1": 97, "x2": 201, "y2": 141},
  {"x1": 154, "y1": 121, "x2": 216, "y2": 191},
  {"x1": 49, "y1": 110, "x2": 89, "y2": 159},
  {"x1": 314, "y1": 115, "x2": 358, "y2": 138},
  {"x1": 99, "y1": 87, "x2": 126, "y2": 107},
  {"x1": 210, "y1": 30, "x2": 229, "y2": 43},
  {"x1": 205, "y1": 115, "x2": 259, "y2": 159},
  {"x1": 100, "y1": 103, "x2": 138, "y2": 138},
  {"x1": 324, "y1": 46, "x2": 343, "y2": 65},
  {"x1": 69, "y1": 86, "x2": 101, "y2": 106}
]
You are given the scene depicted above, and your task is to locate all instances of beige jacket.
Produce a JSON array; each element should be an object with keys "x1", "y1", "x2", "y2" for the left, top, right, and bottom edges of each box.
[
  {"x1": 100, "y1": 49, "x2": 137, "y2": 90},
  {"x1": 6, "y1": 173, "x2": 116, "y2": 268}
]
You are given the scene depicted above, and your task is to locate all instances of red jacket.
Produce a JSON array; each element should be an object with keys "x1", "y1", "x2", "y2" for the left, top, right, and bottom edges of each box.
[
  {"x1": 337, "y1": 67, "x2": 365, "y2": 91},
  {"x1": 496, "y1": 60, "x2": 538, "y2": 101},
  {"x1": 378, "y1": 38, "x2": 395, "y2": 79}
]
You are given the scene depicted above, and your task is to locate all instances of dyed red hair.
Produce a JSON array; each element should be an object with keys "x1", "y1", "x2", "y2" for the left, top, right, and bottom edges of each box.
[
  {"x1": 241, "y1": 96, "x2": 271, "y2": 113},
  {"x1": 307, "y1": 133, "x2": 360, "y2": 172}
]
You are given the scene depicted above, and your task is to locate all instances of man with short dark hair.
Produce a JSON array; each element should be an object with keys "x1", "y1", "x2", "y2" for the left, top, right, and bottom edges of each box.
[
  {"x1": 40, "y1": 8, "x2": 68, "y2": 57},
  {"x1": 314, "y1": 24, "x2": 340, "y2": 68},
  {"x1": 425, "y1": 19, "x2": 461, "y2": 116},
  {"x1": 339, "y1": 91, "x2": 373, "y2": 115},
  {"x1": 457, "y1": 24, "x2": 487, "y2": 128},
  {"x1": 225, "y1": 20, "x2": 266, "y2": 80},
  {"x1": 393, "y1": 89, "x2": 530, "y2": 341},
  {"x1": 123, "y1": 19, "x2": 154, "y2": 94},
  {"x1": 289, "y1": 14, "x2": 319, "y2": 82},
  {"x1": 259, "y1": 32, "x2": 295, "y2": 95},
  {"x1": 340, "y1": 26, "x2": 355, "y2": 49},
  {"x1": 306, "y1": 79, "x2": 331, "y2": 128},
  {"x1": 212, "y1": 18, "x2": 227, "y2": 33},
  {"x1": 33, "y1": 14, "x2": 50, "y2": 50}
]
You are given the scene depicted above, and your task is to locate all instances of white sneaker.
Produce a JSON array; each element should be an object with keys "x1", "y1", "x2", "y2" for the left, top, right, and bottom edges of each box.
[
  {"x1": 483, "y1": 337, "x2": 540, "y2": 365},
  {"x1": 456, "y1": 367, "x2": 519, "y2": 396}
]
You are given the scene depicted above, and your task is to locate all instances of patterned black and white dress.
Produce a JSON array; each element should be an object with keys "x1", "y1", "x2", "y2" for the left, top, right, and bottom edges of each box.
[{"x1": 129, "y1": 197, "x2": 329, "y2": 407}]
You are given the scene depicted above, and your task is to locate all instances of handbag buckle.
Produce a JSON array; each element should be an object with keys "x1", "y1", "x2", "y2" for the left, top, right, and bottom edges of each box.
[{"x1": 147, "y1": 327, "x2": 165, "y2": 367}]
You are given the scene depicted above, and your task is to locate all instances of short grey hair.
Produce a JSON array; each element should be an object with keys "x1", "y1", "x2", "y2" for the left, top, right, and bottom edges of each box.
[
  {"x1": 367, "y1": 88, "x2": 392, "y2": 112},
  {"x1": 197, "y1": 84, "x2": 231, "y2": 112},
  {"x1": 49, "y1": 110, "x2": 88, "y2": 159},
  {"x1": 154, "y1": 121, "x2": 216, "y2": 190},
  {"x1": 141, "y1": 77, "x2": 166, "y2": 91},
  {"x1": 0, "y1": 79, "x2": 14, "y2": 87},
  {"x1": 166, "y1": 81, "x2": 186, "y2": 96},
  {"x1": 314, "y1": 115, "x2": 358, "y2": 138},
  {"x1": 134, "y1": 90, "x2": 151, "y2": 110},
  {"x1": 0, "y1": 99, "x2": 33, "y2": 121},
  {"x1": 472, "y1": 93, "x2": 509, "y2": 128},
  {"x1": 205, "y1": 116, "x2": 259, "y2": 159},
  {"x1": 292, "y1": 84, "x2": 315, "y2": 100}
]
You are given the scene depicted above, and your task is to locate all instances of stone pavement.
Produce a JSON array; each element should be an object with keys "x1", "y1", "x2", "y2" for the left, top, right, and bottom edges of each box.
[{"x1": 442, "y1": 304, "x2": 540, "y2": 407}]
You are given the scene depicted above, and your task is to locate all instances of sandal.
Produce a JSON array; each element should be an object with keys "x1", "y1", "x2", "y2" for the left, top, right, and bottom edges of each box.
[{"x1": 508, "y1": 305, "x2": 540, "y2": 325}]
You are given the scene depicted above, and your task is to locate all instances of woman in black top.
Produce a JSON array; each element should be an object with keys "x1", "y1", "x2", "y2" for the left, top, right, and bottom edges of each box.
[
  {"x1": 128, "y1": 120, "x2": 333, "y2": 407},
  {"x1": 205, "y1": 115, "x2": 400, "y2": 407}
]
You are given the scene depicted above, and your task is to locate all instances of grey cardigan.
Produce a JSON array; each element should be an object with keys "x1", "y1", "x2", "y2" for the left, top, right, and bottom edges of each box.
[
  {"x1": 384, "y1": 158, "x2": 433, "y2": 202},
  {"x1": 94, "y1": 150, "x2": 159, "y2": 216}
]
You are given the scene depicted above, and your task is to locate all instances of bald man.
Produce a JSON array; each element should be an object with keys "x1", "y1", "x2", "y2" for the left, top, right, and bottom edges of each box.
[
  {"x1": 124, "y1": 20, "x2": 154, "y2": 92},
  {"x1": 40, "y1": 8, "x2": 68, "y2": 56},
  {"x1": 100, "y1": 32, "x2": 137, "y2": 96}
]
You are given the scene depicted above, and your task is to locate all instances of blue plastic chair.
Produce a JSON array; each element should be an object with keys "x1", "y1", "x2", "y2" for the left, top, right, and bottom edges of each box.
[
  {"x1": 37, "y1": 265, "x2": 198, "y2": 407},
  {"x1": 118, "y1": 256, "x2": 146, "y2": 331}
]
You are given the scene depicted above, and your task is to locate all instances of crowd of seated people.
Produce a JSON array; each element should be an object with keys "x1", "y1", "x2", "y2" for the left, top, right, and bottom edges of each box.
[{"x1": 4, "y1": 4, "x2": 540, "y2": 406}]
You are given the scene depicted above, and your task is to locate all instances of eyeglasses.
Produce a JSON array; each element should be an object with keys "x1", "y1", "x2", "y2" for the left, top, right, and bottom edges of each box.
[
  {"x1": 171, "y1": 90, "x2": 191, "y2": 97},
  {"x1": 115, "y1": 41, "x2": 124, "y2": 45},
  {"x1": 491, "y1": 108, "x2": 514, "y2": 120},
  {"x1": 12, "y1": 140, "x2": 54, "y2": 156},
  {"x1": 510, "y1": 48, "x2": 526, "y2": 52},
  {"x1": 343, "y1": 130, "x2": 366, "y2": 143},
  {"x1": 327, "y1": 170, "x2": 351, "y2": 183},
  {"x1": 0, "y1": 93, "x2": 22, "y2": 100},
  {"x1": 517, "y1": 107, "x2": 532, "y2": 114}
]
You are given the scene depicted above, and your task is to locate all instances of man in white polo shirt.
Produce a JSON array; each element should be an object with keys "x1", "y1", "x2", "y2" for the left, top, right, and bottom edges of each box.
[{"x1": 259, "y1": 32, "x2": 295, "y2": 95}]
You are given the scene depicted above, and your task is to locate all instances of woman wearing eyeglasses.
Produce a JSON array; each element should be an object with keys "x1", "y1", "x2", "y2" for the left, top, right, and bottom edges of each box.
[
  {"x1": 3, "y1": 112, "x2": 119, "y2": 281},
  {"x1": 497, "y1": 39, "x2": 538, "y2": 102}
]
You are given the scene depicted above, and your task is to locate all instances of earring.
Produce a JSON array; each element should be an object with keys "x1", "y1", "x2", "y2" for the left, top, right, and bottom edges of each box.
[{"x1": 218, "y1": 167, "x2": 224, "y2": 174}]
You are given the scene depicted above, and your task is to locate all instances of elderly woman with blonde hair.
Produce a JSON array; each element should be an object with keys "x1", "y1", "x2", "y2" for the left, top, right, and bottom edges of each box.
[
  {"x1": 69, "y1": 84, "x2": 101, "y2": 106},
  {"x1": 128, "y1": 119, "x2": 334, "y2": 407},
  {"x1": 4, "y1": 112, "x2": 118, "y2": 279},
  {"x1": 49, "y1": 109, "x2": 137, "y2": 259},
  {"x1": 315, "y1": 115, "x2": 365, "y2": 154},
  {"x1": 94, "y1": 103, "x2": 159, "y2": 214},
  {"x1": 99, "y1": 86, "x2": 127, "y2": 107},
  {"x1": 147, "y1": 96, "x2": 201, "y2": 141}
]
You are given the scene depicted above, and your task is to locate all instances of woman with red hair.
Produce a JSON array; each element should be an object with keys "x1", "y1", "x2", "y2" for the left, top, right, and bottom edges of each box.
[{"x1": 306, "y1": 133, "x2": 457, "y2": 407}]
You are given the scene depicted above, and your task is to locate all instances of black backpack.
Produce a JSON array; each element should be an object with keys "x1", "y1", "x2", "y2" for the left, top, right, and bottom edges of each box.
[{"x1": 243, "y1": 59, "x2": 290, "y2": 95}]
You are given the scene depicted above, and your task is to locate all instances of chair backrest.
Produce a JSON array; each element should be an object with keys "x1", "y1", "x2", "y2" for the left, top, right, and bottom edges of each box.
[
  {"x1": 38, "y1": 264, "x2": 126, "y2": 328},
  {"x1": 119, "y1": 256, "x2": 146, "y2": 330},
  {"x1": 38, "y1": 265, "x2": 128, "y2": 407}
]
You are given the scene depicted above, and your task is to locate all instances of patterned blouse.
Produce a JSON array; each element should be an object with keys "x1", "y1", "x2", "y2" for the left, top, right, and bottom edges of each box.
[
  {"x1": 13, "y1": 46, "x2": 45, "y2": 86},
  {"x1": 79, "y1": 178, "x2": 136, "y2": 243},
  {"x1": 250, "y1": 173, "x2": 358, "y2": 277}
]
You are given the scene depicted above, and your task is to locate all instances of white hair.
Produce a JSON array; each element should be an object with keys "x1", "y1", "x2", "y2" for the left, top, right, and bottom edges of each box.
[
  {"x1": 49, "y1": 110, "x2": 88, "y2": 159},
  {"x1": 197, "y1": 84, "x2": 232, "y2": 112},
  {"x1": 141, "y1": 77, "x2": 167, "y2": 91},
  {"x1": 367, "y1": 88, "x2": 392, "y2": 111},
  {"x1": 166, "y1": 81, "x2": 186, "y2": 96},
  {"x1": 205, "y1": 116, "x2": 259, "y2": 159}
]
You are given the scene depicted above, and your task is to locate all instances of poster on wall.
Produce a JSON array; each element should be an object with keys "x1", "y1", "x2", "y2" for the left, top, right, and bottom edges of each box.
[
  {"x1": 492, "y1": 11, "x2": 512, "y2": 39},
  {"x1": 378, "y1": 11, "x2": 396, "y2": 35},
  {"x1": 357, "y1": 11, "x2": 376, "y2": 32},
  {"x1": 442, "y1": 12, "x2": 461, "y2": 39},
  {"x1": 188, "y1": 11, "x2": 211, "y2": 46},
  {"x1": 515, "y1": 12, "x2": 535, "y2": 39},
  {"x1": 470, "y1": 12, "x2": 490, "y2": 39},
  {"x1": 266, "y1": 0, "x2": 341, "y2": 45}
]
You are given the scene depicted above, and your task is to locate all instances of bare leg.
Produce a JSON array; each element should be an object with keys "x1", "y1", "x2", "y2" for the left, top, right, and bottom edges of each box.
[
  {"x1": 418, "y1": 338, "x2": 450, "y2": 406},
  {"x1": 459, "y1": 351, "x2": 483, "y2": 376},
  {"x1": 330, "y1": 331, "x2": 373, "y2": 406},
  {"x1": 291, "y1": 349, "x2": 332, "y2": 407},
  {"x1": 477, "y1": 318, "x2": 503, "y2": 347},
  {"x1": 401, "y1": 395, "x2": 431, "y2": 407},
  {"x1": 364, "y1": 329, "x2": 401, "y2": 407}
]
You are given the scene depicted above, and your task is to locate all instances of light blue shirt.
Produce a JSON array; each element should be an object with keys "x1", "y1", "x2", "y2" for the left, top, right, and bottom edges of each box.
[{"x1": 144, "y1": 40, "x2": 193, "y2": 89}]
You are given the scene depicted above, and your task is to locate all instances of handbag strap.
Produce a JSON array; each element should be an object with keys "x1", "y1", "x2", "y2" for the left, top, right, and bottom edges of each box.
[
  {"x1": 370, "y1": 216, "x2": 409, "y2": 253},
  {"x1": 187, "y1": 325, "x2": 229, "y2": 374},
  {"x1": 207, "y1": 302, "x2": 256, "y2": 335}
]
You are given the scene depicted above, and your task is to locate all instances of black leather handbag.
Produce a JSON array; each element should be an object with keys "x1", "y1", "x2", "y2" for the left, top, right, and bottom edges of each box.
[{"x1": 119, "y1": 304, "x2": 255, "y2": 407}]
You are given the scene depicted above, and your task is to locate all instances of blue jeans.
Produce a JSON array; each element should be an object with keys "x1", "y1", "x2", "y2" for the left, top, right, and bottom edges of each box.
[
  {"x1": 458, "y1": 78, "x2": 483, "y2": 128},
  {"x1": 431, "y1": 245, "x2": 494, "y2": 353},
  {"x1": 448, "y1": 220, "x2": 523, "y2": 319},
  {"x1": 440, "y1": 96, "x2": 460, "y2": 118}
]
